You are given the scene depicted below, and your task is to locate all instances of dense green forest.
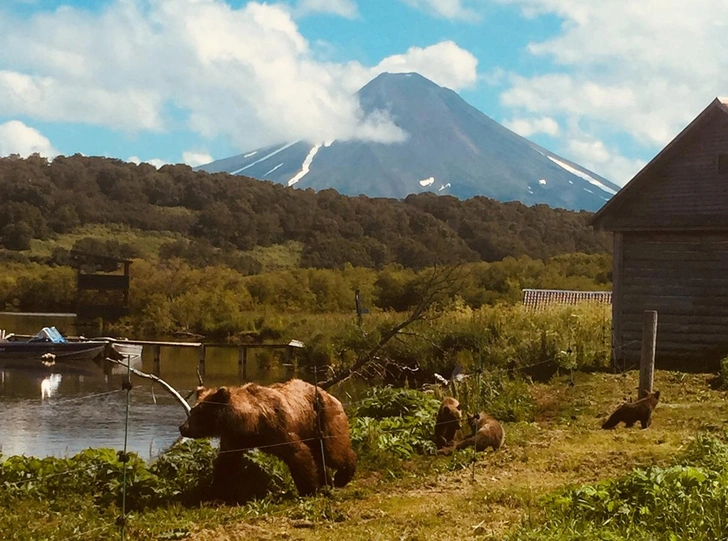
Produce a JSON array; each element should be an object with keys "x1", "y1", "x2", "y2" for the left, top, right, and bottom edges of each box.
[{"x1": 0, "y1": 154, "x2": 610, "y2": 271}]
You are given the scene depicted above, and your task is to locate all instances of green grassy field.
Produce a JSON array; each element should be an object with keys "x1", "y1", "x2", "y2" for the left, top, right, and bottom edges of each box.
[
  {"x1": 28, "y1": 224, "x2": 184, "y2": 259},
  {"x1": 180, "y1": 370, "x2": 724, "y2": 541},
  {"x1": 26, "y1": 224, "x2": 305, "y2": 271}
]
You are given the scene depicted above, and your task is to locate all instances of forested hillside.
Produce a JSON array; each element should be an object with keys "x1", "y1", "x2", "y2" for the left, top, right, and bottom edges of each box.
[{"x1": 0, "y1": 154, "x2": 610, "y2": 271}]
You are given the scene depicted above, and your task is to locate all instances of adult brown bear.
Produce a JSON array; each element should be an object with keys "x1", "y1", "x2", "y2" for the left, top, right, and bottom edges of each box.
[
  {"x1": 179, "y1": 379, "x2": 357, "y2": 499},
  {"x1": 455, "y1": 412, "x2": 505, "y2": 452},
  {"x1": 602, "y1": 390, "x2": 660, "y2": 430},
  {"x1": 434, "y1": 397, "x2": 462, "y2": 450}
]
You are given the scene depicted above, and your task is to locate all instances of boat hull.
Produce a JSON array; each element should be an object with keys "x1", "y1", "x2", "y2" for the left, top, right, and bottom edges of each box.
[{"x1": 0, "y1": 341, "x2": 108, "y2": 374}]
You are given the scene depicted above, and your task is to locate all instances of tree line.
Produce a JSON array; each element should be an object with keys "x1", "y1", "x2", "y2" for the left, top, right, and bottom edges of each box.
[
  {"x1": 0, "y1": 154, "x2": 610, "y2": 271},
  {"x1": 0, "y1": 253, "x2": 611, "y2": 337}
]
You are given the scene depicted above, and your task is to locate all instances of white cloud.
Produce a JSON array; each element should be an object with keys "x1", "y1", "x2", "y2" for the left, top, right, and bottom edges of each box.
[
  {"x1": 496, "y1": 0, "x2": 728, "y2": 182},
  {"x1": 0, "y1": 1, "x2": 478, "y2": 152},
  {"x1": 402, "y1": 0, "x2": 481, "y2": 21},
  {"x1": 293, "y1": 0, "x2": 359, "y2": 18},
  {"x1": 504, "y1": 116, "x2": 560, "y2": 137},
  {"x1": 368, "y1": 41, "x2": 479, "y2": 91},
  {"x1": 128, "y1": 156, "x2": 167, "y2": 169},
  {"x1": 0, "y1": 120, "x2": 57, "y2": 158},
  {"x1": 182, "y1": 151, "x2": 214, "y2": 167},
  {"x1": 0, "y1": 71, "x2": 163, "y2": 132},
  {"x1": 562, "y1": 132, "x2": 646, "y2": 187}
]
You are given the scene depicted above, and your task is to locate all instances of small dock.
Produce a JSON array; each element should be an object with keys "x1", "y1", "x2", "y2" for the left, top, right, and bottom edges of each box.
[{"x1": 104, "y1": 338, "x2": 304, "y2": 379}]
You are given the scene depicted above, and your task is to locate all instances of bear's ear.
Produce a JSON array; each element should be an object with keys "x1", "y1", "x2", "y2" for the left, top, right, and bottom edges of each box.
[
  {"x1": 208, "y1": 386, "x2": 231, "y2": 404},
  {"x1": 653, "y1": 390, "x2": 660, "y2": 400}
]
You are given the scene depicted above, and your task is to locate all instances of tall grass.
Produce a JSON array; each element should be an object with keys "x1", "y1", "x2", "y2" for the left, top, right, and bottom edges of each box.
[{"x1": 284, "y1": 302, "x2": 612, "y2": 382}]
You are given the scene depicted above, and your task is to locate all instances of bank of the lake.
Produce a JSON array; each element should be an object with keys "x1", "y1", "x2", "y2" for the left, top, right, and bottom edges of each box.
[{"x1": 2, "y1": 369, "x2": 727, "y2": 541}]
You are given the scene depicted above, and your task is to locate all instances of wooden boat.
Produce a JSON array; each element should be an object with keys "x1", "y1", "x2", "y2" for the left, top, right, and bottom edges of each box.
[{"x1": 0, "y1": 327, "x2": 108, "y2": 374}]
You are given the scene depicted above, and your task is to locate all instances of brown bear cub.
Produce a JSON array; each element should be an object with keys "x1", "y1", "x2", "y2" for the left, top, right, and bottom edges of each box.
[
  {"x1": 179, "y1": 379, "x2": 357, "y2": 499},
  {"x1": 455, "y1": 412, "x2": 505, "y2": 452},
  {"x1": 434, "y1": 397, "x2": 462, "y2": 450},
  {"x1": 601, "y1": 390, "x2": 661, "y2": 430}
]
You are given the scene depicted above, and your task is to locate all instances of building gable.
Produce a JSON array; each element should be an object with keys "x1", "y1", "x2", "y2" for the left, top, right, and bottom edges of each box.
[{"x1": 593, "y1": 98, "x2": 728, "y2": 231}]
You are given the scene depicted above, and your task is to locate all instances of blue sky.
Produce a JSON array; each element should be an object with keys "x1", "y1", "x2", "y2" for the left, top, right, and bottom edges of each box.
[{"x1": 2, "y1": 0, "x2": 727, "y2": 186}]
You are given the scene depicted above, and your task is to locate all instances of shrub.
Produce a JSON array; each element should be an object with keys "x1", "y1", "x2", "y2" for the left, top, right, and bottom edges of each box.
[
  {"x1": 348, "y1": 387, "x2": 441, "y2": 466},
  {"x1": 0, "y1": 440, "x2": 294, "y2": 511}
]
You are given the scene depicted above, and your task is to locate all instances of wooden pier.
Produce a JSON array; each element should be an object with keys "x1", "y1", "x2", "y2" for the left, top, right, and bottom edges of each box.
[{"x1": 110, "y1": 338, "x2": 304, "y2": 379}]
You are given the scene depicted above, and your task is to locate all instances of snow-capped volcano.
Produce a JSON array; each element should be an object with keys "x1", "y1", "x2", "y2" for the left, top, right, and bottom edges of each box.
[{"x1": 197, "y1": 72, "x2": 619, "y2": 211}]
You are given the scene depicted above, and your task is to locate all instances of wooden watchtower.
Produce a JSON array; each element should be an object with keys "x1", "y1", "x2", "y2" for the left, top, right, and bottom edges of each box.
[{"x1": 71, "y1": 250, "x2": 132, "y2": 325}]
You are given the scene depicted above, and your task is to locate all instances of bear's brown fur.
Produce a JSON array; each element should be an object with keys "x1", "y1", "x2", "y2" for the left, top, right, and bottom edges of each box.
[
  {"x1": 455, "y1": 412, "x2": 505, "y2": 452},
  {"x1": 602, "y1": 390, "x2": 660, "y2": 430},
  {"x1": 179, "y1": 378, "x2": 357, "y2": 499},
  {"x1": 434, "y1": 397, "x2": 462, "y2": 450}
]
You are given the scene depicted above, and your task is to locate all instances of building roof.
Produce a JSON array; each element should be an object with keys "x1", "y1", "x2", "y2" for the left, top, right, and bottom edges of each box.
[
  {"x1": 522, "y1": 288, "x2": 612, "y2": 311},
  {"x1": 591, "y1": 97, "x2": 728, "y2": 230}
]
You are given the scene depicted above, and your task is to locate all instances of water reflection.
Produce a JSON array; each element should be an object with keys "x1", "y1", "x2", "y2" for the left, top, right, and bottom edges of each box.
[
  {"x1": 1, "y1": 367, "x2": 190, "y2": 459},
  {"x1": 40, "y1": 374, "x2": 62, "y2": 400},
  {"x1": 0, "y1": 313, "x2": 365, "y2": 460},
  {"x1": 0, "y1": 341, "x2": 299, "y2": 459}
]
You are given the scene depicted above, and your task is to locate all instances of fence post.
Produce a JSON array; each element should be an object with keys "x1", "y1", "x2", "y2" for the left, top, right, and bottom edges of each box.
[
  {"x1": 153, "y1": 345, "x2": 161, "y2": 376},
  {"x1": 198, "y1": 345, "x2": 206, "y2": 379},
  {"x1": 355, "y1": 289, "x2": 362, "y2": 327},
  {"x1": 639, "y1": 310, "x2": 657, "y2": 398},
  {"x1": 238, "y1": 346, "x2": 247, "y2": 380}
]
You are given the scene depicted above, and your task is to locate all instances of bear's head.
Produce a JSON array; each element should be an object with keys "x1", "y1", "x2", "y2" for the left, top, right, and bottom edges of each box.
[
  {"x1": 179, "y1": 386, "x2": 231, "y2": 439},
  {"x1": 441, "y1": 397, "x2": 462, "y2": 418}
]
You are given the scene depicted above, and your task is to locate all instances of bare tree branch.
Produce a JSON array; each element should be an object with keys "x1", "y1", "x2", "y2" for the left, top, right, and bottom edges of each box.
[
  {"x1": 319, "y1": 264, "x2": 463, "y2": 390},
  {"x1": 104, "y1": 357, "x2": 191, "y2": 415},
  {"x1": 183, "y1": 368, "x2": 205, "y2": 401}
]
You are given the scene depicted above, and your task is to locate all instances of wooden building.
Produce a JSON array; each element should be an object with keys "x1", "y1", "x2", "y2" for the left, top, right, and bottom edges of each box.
[{"x1": 592, "y1": 97, "x2": 728, "y2": 367}]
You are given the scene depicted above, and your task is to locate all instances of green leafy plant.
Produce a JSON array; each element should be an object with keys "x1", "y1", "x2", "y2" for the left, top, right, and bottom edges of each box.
[{"x1": 348, "y1": 387, "x2": 441, "y2": 466}]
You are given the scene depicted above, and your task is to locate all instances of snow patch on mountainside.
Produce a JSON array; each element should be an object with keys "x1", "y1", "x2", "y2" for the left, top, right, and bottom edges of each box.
[
  {"x1": 264, "y1": 163, "x2": 283, "y2": 176},
  {"x1": 289, "y1": 144, "x2": 322, "y2": 186},
  {"x1": 232, "y1": 141, "x2": 299, "y2": 175},
  {"x1": 547, "y1": 156, "x2": 617, "y2": 195}
]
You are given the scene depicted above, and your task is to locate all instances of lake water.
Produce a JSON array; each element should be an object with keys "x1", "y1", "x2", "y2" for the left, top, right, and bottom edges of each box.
[{"x1": 0, "y1": 314, "x2": 300, "y2": 459}]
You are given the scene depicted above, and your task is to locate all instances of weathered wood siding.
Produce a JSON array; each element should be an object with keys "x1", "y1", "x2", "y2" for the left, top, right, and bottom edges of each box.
[
  {"x1": 616, "y1": 232, "x2": 728, "y2": 362},
  {"x1": 600, "y1": 113, "x2": 728, "y2": 231}
]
